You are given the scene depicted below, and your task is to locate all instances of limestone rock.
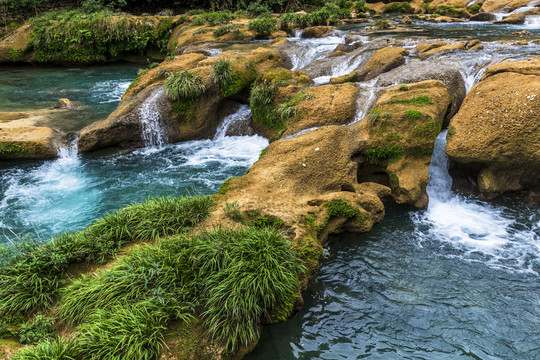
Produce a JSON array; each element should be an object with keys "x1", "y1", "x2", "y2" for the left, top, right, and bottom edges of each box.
[
  {"x1": 415, "y1": 41, "x2": 446, "y2": 54},
  {"x1": 481, "y1": 57, "x2": 540, "y2": 79},
  {"x1": 401, "y1": 15, "x2": 412, "y2": 24},
  {"x1": 446, "y1": 60, "x2": 540, "y2": 196},
  {"x1": 494, "y1": 13, "x2": 525, "y2": 24},
  {"x1": 331, "y1": 47, "x2": 408, "y2": 83},
  {"x1": 301, "y1": 26, "x2": 333, "y2": 38},
  {"x1": 470, "y1": 12, "x2": 497, "y2": 21},
  {"x1": 357, "y1": 80, "x2": 452, "y2": 208},
  {"x1": 0, "y1": 127, "x2": 60, "y2": 160},
  {"x1": 0, "y1": 24, "x2": 32, "y2": 63},
  {"x1": 55, "y1": 98, "x2": 75, "y2": 109},
  {"x1": 419, "y1": 42, "x2": 465, "y2": 59},
  {"x1": 282, "y1": 83, "x2": 359, "y2": 137},
  {"x1": 377, "y1": 59, "x2": 466, "y2": 122},
  {"x1": 465, "y1": 39, "x2": 481, "y2": 48}
]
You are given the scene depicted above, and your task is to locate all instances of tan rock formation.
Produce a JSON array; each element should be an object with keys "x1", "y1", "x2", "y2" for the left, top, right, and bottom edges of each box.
[
  {"x1": 301, "y1": 26, "x2": 333, "y2": 38},
  {"x1": 446, "y1": 58, "x2": 540, "y2": 196},
  {"x1": 494, "y1": 13, "x2": 525, "y2": 24},
  {"x1": 0, "y1": 127, "x2": 60, "y2": 160},
  {"x1": 0, "y1": 24, "x2": 32, "y2": 63},
  {"x1": 419, "y1": 42, "x2": 465, "y2": 59}
]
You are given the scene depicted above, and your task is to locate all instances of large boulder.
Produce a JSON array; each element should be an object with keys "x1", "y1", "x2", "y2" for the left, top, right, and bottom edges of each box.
[
  {"x1": 331, "y1": 46, "x2": 408, "y2": 83},
  {"x1": 79, "y1": 48, "x2": 285, "y2": 152},
  {"x1": 377, "y1": 59, "x2": 466, "y2": 122},
  {"x1": 494, "y1": 13, "x2": 526, "y2": 24},
  {"x1": 0, "y1": 127, "x2": 60, "y2": 160},
  {"x1": 282, "y1": 83, "x2": 359, "y2": 137},
  {"x1": 357, "y1": 80, "x2": 453, "y2": 208},
  {"x1": 0, "y1": 24, "x2": 32, "y2": 63},
  {"x1": 301, "y1": 26, "x2": 333, "y2": 38},
  {"x1": 446, "y1": 58, "x2": 540, "y2": 196}
]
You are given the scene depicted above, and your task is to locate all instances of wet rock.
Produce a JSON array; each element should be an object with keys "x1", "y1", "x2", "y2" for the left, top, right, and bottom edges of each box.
[
  {"x1": 0, "y1": 127, "x2": 61, "y2": 160},
  {"x1": 512, "y1": 30, "x2": 533, "y2": 36},
  {"x1": 301, "y1": 26, "x2": 333, "y2": 38},
  {"x1": 344, "y1": 33, "x2": 364, "y2": 44},
  {"x1": 446, "y1": 58, "x2": 540, "y2": 197},
  {"x1": 401, "y1": 15, "x2": 412, "y2": 24},
  {"x1": 331, "y1": 47, "x2": 408, "y2": 83},
  {"x1": 419, "y1": 42, "x2": 465, "y2": 59},
  {"x1": 415, "y1": 41, "x2": 446, "y2": 54},
  {"x1": 377, "y1": 58, "x2": 466, "y2": 122},
  {"x1": 494, "y1": 13, "x2": 525, "y2": 24},
  {"x1": 465, "y1": 39, "x2": 481, "y2": 48},
  {"x1": 470, "y1": 12, "x2": 496, "y2": 21},
  {"x1": 357, "y1": 80, "x2": 453, "y2": 208},
  {"x1": 55, "y1": 98, "x2": 75, "y2": 109},
  {"x1": 282, "y1": 83, "x2": 359, "y2": 137},
  {"x1": 431, "y1": 16, "x2": 466, "y2": 23},
  {"x1": 334, "y1": 42, "x2": 363, "y2": 53}
]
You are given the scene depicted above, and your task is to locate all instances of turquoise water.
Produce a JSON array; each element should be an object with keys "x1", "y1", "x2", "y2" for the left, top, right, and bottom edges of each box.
[
  {"x1": 247, "y1": 200, "x2": 540, "y2": 360},
  {"x1": 0, "y1": 64, "x2": 139, "y2": 133}
]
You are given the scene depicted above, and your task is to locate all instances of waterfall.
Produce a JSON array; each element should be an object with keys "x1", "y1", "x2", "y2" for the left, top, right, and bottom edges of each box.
[
  {"x1": 139, "y1": 88, "x2": 167, "y2": 147},
  {"x1": 214, "y1": 105, "x2": 252, "y2": 140},
  {"x1": 351, "y1": 78, "x2": 380, "y2": 123},
  {"x1": 416, "y1": 131, "x2": 540, "y2": 273}
]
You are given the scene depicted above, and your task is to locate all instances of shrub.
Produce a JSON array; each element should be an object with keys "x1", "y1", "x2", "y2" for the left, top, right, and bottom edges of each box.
[
  {"x1": 248, "y1": 15, "x2": 278, "y2": 35},
  {"x1": 164, "y1": 71, "x2": 206, "y2": 101},
  {"x1": 191, "y1": 11, "x2": 234, "y2": 26},
  {"x1": 19, "y1": 315, "x2": 56, "y2": 345},
  {"x1": 468, "y1": 4, "x2": 480, "y2": 13},
  {"x1": 212, "y1": 59, "x2": 234, "y2": 93}
]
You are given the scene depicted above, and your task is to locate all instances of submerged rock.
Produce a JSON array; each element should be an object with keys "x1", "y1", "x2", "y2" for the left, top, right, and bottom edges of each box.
[
  {"x1": 494, "y1": 13, "x2": 525, "y2": 24},
  {"x1": 446, "y1": 58, "x2": 540, "y2": 197},
  {"x1": 301, "y1": 26, "x2": 333, "y2": 38}
]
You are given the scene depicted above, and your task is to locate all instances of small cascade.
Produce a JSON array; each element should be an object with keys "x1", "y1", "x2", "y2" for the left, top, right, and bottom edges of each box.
[
  {"x1": 525, "y1": 15, "x2": 540, "y2": 28},
  {"x1": 351, "y1": 78, "x2": 379, "y2": 123},
  {"x1": 138, "y1": 88, "x2": 167, "y2": 147},
  {"x1": 462, "y1": 61, "x2": 491, "y2": 93},
  {"x1": 288, "y1": 35, "x2": 345, "y2": 71},
  {"x1": 414, "y1": 131, "x2": 540, "y2": 273},
  {"x1": 57, "y1": 134, "x2": 79, "y2": 160},
  {"x1": 214, "y1": 105, "x2": 252, "y2": 140}
]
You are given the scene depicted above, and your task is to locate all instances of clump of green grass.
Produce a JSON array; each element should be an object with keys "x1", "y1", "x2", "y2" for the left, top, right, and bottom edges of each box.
[
  {"x1": 75, "y1": 302, "x2": 167, "y2": 359},
  {"x1": 223, "y1": 201, "x2": 244, "y2": 222},
  {"x1": 248, "y1": 15, "x2": 278, "y2": 35},
  {"x1": 0, "y1": 195, "x2": 213, "y2": 319},
  {"x1": 213, "y1": 24, "x2": 241, "y2": 37},
  {"x1": 164, "y1": 71, "x2": 206, "y2": 102},
  {"x1": 54, "y1": 227, "x2": 303, "y2": 355},
  {"x1": 399, "y1": 84, "x2": 409, "y2": 91},
  {"x1": 366, "y1": 144, "x2": 405, "y2": 164},
  {"x1": 369, "y1": 108, "x2": 381, "y2": 125},
  {"x1": 393, "y1": 94, "x2": 432, "y2": 106},
  {"x1": 11, "y1": 337, "x2": 78, "y2": 360},
  {"x1": 404, "y1": 110, "x2": 424, "y2": 119},
  {"x1": 19, "y1": 315, "x2": 56, "y2": 345},
  {"x1": 212, "y1": 59, "x2": 234, "y2": 93},
  {"x1": 373, "y1": 20, "x2": 391, "y2": 29},
  {"x1": 313, "y1": 199, "x2": 362, "y2": 233}
]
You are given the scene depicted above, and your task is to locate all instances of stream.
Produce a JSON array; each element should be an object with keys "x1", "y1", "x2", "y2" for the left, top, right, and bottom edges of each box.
[{"x1": 0, "y1": 13, "x2": 539, "y2": 360}]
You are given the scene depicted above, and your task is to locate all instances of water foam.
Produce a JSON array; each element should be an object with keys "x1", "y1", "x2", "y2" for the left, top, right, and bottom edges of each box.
[
  {"x1": 138, "y1": 88, "x2": 167, "y2": 147},
  {"x1": 413, "y1": 131, "x2": 540, "y2": 274}
]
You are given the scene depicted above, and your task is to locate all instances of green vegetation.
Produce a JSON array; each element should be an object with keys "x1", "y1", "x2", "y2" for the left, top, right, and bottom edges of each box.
[
  {"x1": 47, "y1": 228, "x2": 303, "y2": 356},
  {"x1": 373, "y1": 19, "x2": 391, "y2": 28},
  {"x1": 223, "y1": 201, "x2": 244, "y2": 222},
  {"x1": 384, "y1": 2, "x2": 413, "y2": 13},
  {"x1": 404, "y1": 109, "x2": 424, "y2": 119},
  {"x1": 18, "y1": 315, "x2": 56, "y2": 345},
  {"x1": 434, "y1": 5, "x2": 465, "y2": 16},
  {"x1": 393, "y1": 94, "x2": 432, "y2": 106},
  {"x1": 0, "y1": 143, "x2": 24, "y2": 154},
  {"x1": 211, "y1": 59, "x2": 234, "y2": 93},
  {"x1": 164, "y1": 70, "x2": 206, "y2": 102},
  {"x1": 0, "y1": 195, "x2": 213, "y2": 319},
  {"x1": 12, "y1": 337, "x2": 78, "y2": 360},
  {"x1": 468, "y1": 4, "x2": 480, "y2": 13},
  {"x1": 366, "y1": 144, "x2": 405, "y2": 164},
  {"x1": 312, "y1": 199, "x2": 362, "y2": 233},
  {"x1": 213, "y1": 23, "x2": 241, "y2": 37},
  {"x1": 369, "y1": 108, "x2": 381, "y2": 125},
  {"x1": 399, "y1": 84, "x2": 409, "y2": 91},
  {"x1": 248, "y1": 15, "x2": 278, "y2": 35},
  {"x1": 192, "y1": 11, "x2": 234, "y2": 26},
  {"x1": 29, "y1": 10, "x2": 174, "y2": 63}
]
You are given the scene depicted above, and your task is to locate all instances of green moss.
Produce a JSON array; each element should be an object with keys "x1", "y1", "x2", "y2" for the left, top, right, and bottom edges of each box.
[
  {"x1": 404, "y1": 109, "x2": 424, "y2": 119},
  {"x1": 366, "y1": 144, "x2": 405, "y2": 165},
  {"x1": 258, "y1": 147, "x2": 267, "y2": 160},
  {"x1": 221, "y1": 61, "x2": 257, "y2": 97},
  {"x1": 421, "y1": 147, "x2": 434, "y2": 155},
  {"x1": 326, "y1": 198, "x2": 360, "y2": 218},
  {"x1": 413, "y1": 116, "x2": 438, "y2": 140},
  {"x1": 218, "y1": 176, "x2": 237, "y2": 195},
  {"x1": 389, "y1": 173, "x2": 399, "y2": 187},
  {"x1": 393, "y1": 94, "x2": 432, "y2": 106},
  {"x1": 0, "y1": 143, "x2": 24, "y2": 154},
  {"x1": 447, "y1": 127, "x2": 455, "y2": 137},
  {"x1": 172, "y1": 98, "x2": 195, "y2": 120}
]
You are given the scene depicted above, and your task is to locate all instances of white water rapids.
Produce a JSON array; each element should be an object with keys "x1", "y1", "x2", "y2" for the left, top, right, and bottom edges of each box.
[{"x1": 412, "y1": 131, "x2": 540, "y2": 274}]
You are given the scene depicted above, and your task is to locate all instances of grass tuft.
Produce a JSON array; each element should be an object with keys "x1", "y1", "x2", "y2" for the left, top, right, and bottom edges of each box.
[{"x1": 164, "y1": 71, "x2": 206, "y2": 102}]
